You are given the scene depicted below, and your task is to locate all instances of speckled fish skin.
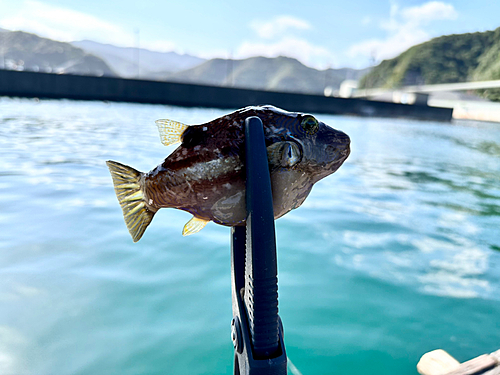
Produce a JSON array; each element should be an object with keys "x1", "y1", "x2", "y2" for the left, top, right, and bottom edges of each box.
[
  {"x1": 106, "y1": 105, "x2": 350, "y2": 241},
  {"x1": 142, "y1": 105, "x2": 350, "y2": 227}
]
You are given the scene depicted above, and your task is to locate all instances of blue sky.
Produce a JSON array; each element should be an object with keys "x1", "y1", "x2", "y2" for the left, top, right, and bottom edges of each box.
[{"x1": 1, "y1": 0, "x2": 499, "y2": 69}]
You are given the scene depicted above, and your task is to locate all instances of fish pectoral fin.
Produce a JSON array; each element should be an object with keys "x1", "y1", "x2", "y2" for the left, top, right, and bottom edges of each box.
[
  {"x1": 267, "y1": 141, "x2": 302, "y2": 168},
  {"x1": 182, "y1": 216, "x2": 210, "y2": 236},
  {"x1": 155, "y1": 119, "x2": 189, "y2": 146}
]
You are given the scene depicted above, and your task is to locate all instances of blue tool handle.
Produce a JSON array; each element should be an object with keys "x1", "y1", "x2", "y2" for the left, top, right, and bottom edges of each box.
[
  {"x1": 230, "y1": 116, "x2": 287, "y2": 375},
  {"x1": 244, "y1": 116, "x2": 279, "y2": 358}
]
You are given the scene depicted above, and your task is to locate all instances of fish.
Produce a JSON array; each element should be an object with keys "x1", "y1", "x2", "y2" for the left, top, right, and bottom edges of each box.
[{"x1": 106, "y1": 105, "x2": 350, "y2": 242}]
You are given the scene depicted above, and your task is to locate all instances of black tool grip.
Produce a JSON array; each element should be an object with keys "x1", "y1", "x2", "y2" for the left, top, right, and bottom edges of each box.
[
  {"x1": 230, "y1": 116, "x2": 286, "y2": 375},
  {"x1": 244, "y1": 116, "x2": 279, "y2": 358}
]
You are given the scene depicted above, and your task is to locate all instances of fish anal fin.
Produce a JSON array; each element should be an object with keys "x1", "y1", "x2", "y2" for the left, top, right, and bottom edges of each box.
[
  {"x1": 182, "y1": 216, "x2": 209, "y2": 236},
  {"x1": 155, "y1": 119, "x2": 189, "y2": 146}
]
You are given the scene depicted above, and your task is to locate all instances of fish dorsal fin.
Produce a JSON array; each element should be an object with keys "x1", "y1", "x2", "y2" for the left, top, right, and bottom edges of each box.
[
  {"x1": 267, "y1": 141, "x2": 302, "y2": 168},
  {"x1": 155, "y1": 119, "x2": 189, "y2": 146},
  {"x1": 182, "y1": 216, "x2": 209, "y2": 236}
]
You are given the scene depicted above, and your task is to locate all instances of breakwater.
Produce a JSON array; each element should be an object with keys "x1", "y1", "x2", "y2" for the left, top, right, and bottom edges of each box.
[{"x1": 0, "y1": 69, "x2": 453, "y2": 121}]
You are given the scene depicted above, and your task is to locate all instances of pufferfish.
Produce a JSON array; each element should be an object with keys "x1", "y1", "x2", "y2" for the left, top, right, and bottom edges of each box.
[{"x1": 106, "y1": 105, "x2": 350, "y2": 242}]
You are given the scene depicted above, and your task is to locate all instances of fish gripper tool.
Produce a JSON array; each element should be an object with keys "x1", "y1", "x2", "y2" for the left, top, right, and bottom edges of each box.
[{"x1": 230, "y1": 116, "x2": 287, "y2": 375}]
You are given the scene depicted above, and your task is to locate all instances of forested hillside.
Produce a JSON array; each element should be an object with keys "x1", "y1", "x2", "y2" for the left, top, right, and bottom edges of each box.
[{"x1": 360, "y1": 27, "x2": 500, "y2": 100}]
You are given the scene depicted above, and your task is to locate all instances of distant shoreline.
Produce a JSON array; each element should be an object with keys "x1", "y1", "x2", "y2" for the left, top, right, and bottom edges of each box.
[{"x1": 0, "y1": 69, "x2": 452, "y2": 122}]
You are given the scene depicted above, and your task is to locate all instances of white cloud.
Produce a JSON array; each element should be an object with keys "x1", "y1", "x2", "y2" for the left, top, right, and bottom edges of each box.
[
  {"x1": 0, "y1": 0, "x2": 177, "y2": 51},
  {"x1": 401, "y1": 1, "x2": 457, "y2": 23},
  {"x1": 239, "y1": 15, "x2": 334, "y2": 69},
  {"x1": 250, "y1": 15, "x2": 311, "y2": 39},
  {"x1": 0, "y1": 0, "x2": 131, "y2": 44},
  {"x1": 347, "y1": 29, "x2": 429, "y2": 64},
  {"x1": 347, "y1": 1, "x2": 458, "y2": 63},
  {"x1": 236, "y1": 36, "x2": 335, "y2": 69}
]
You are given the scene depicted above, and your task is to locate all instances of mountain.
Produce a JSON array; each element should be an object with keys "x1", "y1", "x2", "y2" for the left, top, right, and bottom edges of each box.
[
  {"x1": 1, "y1": 30, "x2": 369, "y2": 95},
  {"x1": 71, "y1": 40, "x2": 205, "y2": 79},
  {"x1": 359, "y1": 27, "x2": 500, "y2": 100},
  {"x1": 0, "y1": 31, "x2": 116, "y2": 76},
  {"x1": 165, "y1": 56, "x2": 369, "y2": 95}
]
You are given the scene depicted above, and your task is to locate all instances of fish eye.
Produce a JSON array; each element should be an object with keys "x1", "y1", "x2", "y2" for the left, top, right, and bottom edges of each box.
[{"x1": 301, "y1": 116, "x2": 319, "y2": 135}]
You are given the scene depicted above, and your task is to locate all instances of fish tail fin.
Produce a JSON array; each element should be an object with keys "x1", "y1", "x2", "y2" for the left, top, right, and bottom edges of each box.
[{"x1": 106, "y1": 160, "x2": 155, "y2": 242}]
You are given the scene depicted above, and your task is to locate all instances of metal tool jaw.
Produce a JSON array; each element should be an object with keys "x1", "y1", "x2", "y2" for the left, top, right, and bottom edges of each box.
[{"x1": 230, "y1": 116, "x2": 287, "y2": 375}]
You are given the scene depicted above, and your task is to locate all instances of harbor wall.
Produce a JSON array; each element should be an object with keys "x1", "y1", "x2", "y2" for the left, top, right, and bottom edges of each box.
[{"x1": 0, "y1": 70, "x2": 453, "y2": 121}]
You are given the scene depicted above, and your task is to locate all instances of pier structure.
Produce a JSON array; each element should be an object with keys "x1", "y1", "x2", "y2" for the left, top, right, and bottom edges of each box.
[
  {"x1": 352, "y1": 79, "x2": 500, "y2": 99},
  {"x1": 351, "y1": 79, "x2": 500, "y2": 122},
  {"x1": 0, "y1": 69, "x2": 453, "y2": 122}
]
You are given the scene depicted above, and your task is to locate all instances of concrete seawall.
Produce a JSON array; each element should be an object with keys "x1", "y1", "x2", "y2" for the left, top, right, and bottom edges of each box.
[{"x1": 0, "y1": 69, "x2": 453, "y2": 121}]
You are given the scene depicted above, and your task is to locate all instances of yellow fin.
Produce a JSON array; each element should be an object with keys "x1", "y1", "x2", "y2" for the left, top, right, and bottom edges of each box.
[
  {"x1": 106, "y1": 160, "x2": 156, "y2": 242},
  {"x1": 182, "y1": 216, "x2": 209, "y2": 236},
  {"x1": 155, "y1": 119, "x2": 189, "y2": 146}
]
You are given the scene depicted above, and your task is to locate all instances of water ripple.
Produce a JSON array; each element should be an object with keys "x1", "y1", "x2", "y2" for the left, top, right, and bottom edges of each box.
[{"x1": 1, "y1": 98, "x2": 500, "y2": 375}]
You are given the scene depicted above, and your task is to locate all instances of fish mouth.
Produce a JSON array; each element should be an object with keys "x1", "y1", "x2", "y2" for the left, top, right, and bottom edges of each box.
[
  {"x1": 327, "y1": 145, "x2": 350, "y2": 171},
  {"x1": 322, "y1": 130, "x2": 350, "y2": 174},
  {"x1": 327, "y1": 130, "x2": 350, "y2": 158},
  {"x1": 335, "y1": 145, "x2": 350, "y2": 165}
]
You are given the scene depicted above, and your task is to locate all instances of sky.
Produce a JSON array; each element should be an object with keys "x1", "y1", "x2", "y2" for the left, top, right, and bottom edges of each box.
[{"x1": 0, "y1": 0, "x2": 499, "y2": 69}]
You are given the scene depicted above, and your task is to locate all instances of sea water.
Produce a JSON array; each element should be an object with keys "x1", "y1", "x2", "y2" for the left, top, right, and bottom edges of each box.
[{"x1": 0, "y1": 98, "x2": 499, "y2": 375}]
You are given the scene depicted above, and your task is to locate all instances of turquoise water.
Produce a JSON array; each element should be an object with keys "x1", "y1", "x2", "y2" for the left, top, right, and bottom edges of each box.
[{"x1": 0, "y1": 98, "x2": 499, "y2": 375}]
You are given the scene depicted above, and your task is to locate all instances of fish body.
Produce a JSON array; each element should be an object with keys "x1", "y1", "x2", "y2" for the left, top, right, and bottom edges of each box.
[{"x1": 107, "y1": 105, "x2": 350, "y2": 242}]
